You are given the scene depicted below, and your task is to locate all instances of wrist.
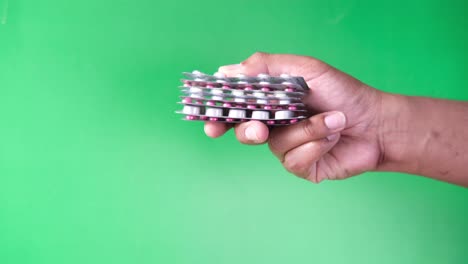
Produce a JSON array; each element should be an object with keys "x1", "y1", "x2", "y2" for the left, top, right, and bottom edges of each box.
[{"x1": 375, "y1": 92, "x2": 419, "y2": 172}]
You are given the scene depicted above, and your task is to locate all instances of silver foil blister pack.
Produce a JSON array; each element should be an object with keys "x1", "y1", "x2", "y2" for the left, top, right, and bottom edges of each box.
[{"x1": 176, "y1": 71, "x2": 310, "y2": 125}]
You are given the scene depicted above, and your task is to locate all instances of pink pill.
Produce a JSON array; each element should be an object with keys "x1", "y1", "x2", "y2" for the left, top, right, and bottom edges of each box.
[
  {"x1": 226, "y1": 118, "x2": 234, "y2": 122},
  {"x1": 285, "y1": 88, "x2": 294, "y2": 92},
  {"x1": 206, "y1": 83, "x2": 215, "y2": 88},
  {"x1": 290, "y1": 119, "x2": 298, "y2": 124},
  {"x1": 207, "y1": 101, "x2": 215, "y2": 106},
  {"x1": 267, "y1": 120, "x2": 275, "y2": 125},
  {"x1": 196, "y1": 100, "x2": 203, "y2": 104},
  {"x1": 182, "y1": 98, "x2": 192, "y2": 104},
  {"x1": 288, "y1": 106, "x2": 297, "y2": 110},
  {"x1": 223, "y1": 103, "x2": 232, "y2": 107},
  {"x1": 209, "y1": 117, "x2": 218, "y2": 121},
  {"x1": 222, "y1": 84, "x2": 231, "y2": 89},
  {"x1": 264, "y1": 105, "x2": 272, "y2": 110},
  {"x1": 186, "y1": 115, "x2": 196, "y2": 120},
  {"x1": 261, "y1": 87, "x2": 270, "y2": 92},
  {"x1": 247, "y1": 105, "x2": 256, "y2": 109}
]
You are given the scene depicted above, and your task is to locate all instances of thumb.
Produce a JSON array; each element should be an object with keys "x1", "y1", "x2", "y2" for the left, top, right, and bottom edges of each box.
[{"x1": 218, "y1": 52, "x2": 331, "y2": 79}]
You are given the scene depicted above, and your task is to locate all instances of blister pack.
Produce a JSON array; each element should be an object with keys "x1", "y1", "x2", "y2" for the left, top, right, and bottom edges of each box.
[{"x1": 176, "y1": 70, "x2": 310, "y2": 125}]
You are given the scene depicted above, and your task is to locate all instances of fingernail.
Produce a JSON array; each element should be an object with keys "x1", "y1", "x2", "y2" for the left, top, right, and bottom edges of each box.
[
  {"x1": 324, "y1": 112, "x2": 346, "y2": 131},
  {"x1": 219, "y1": 64, "x2": 242, "y2": 73},
  {"x1": 326, "y1": 133, "x2": 339, "y2": 142},
  {"x1": 245, "y1": 125, "x2": 259, "y2": 141}
]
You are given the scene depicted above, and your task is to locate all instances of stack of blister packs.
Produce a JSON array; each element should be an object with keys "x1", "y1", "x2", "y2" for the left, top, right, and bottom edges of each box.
[{"x1": 177, "y1": 71, "x2": 309, "y2": 125}]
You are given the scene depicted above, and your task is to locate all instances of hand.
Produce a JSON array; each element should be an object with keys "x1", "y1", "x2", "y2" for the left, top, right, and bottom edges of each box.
[{"x1": 205, "y1": 52, "x2": 383, "y2": 183}]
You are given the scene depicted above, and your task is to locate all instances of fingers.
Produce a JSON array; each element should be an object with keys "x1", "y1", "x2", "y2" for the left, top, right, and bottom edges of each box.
[
  {"x1": 282, "y1": 134, "x2": 340, "y2": 182},
  {"x1": 268, "y1": 111, "x2": 346, "y2": 161},
  {"x1": 234, "y1": 121, "x2": 269, "y2": 144},
  {"x1": 204, "y1": 122, "x2": 230, "y2": 138},
  {"x1": 204, "y1": 121, "x2": 269, "y2": 145},
  {"x1": 218, "y1": 52, "x2": 331, "y2": 80}
]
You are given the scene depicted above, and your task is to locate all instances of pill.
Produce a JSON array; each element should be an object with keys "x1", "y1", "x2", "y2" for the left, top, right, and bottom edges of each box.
[
  {"x1": 247, "y1": 105, "x2": 256, "y2": 109},
  {"x1": 236, "y1": 73, "x2": 246, "y2": 79},
  {"x1": 258, "y1": 73, "x2": 270, "y2": 79},
  {"x1": 275, "y1": 110, "x2": 294, "y2": 119},
  {"x1": 206, "y1": 101, "x2": 215, "y2": 106},
  {"x1": 279, "y1": 99, "x2": 291, "y2": 105},
  {"x1": 182, "y1": 98, "x2": 192, "y2": 104},
  {"x1": 232, "y1": 90, "x2": 244, "y2": 96},
  {"x1": 228, "y1": 109, "x2": 246, "y2": 119},
  {"x1": 189, "y1": 87, "x2": 203, "y2": 93},
  {"x1": 223, "y1": 102, "x2": 232, "y2": 107},
  {"x1": 257, "y1": 99, "x2": 268, "y2": 104},
  {"x1": 211, "y1": 88, "x2": 224, "y2": 100},
  {"x1": 186, "y1": 115, "x2": 197, "y2": 120},
  {"x1": 263, "y1": 105, "x2": 272, "y2": 110},
  {"x1": 267, "y1": 120, "x2": 275, "y2": 125},
  {"x1": 205, "y1": 107, "x2": 223, "y2": 117},
  {"x1": 252, "y1": 111, "x2": 270, "y2": 120},
  {"x1": 275, "y1": 91, "x2": 287, "y2": 98},
  {"x1": 280, "y1": 73, "x2": 291, "y2": 79},
  {"x1": 192, "y1": 70, "x2": 203, "y2": 76},
  {"x1": 288, "y1": 105, "x2": 297, "y2": 110},
  {"x1": 189, "y1": 87, "x2": 203, "y2": 98},
  {"x1": 253, "y1": 92, "x2": 265, "y2": 98},
  {"x1": 214, "y1": 72, "x2": 226, "y2": 79},
  {"x1": 183, "y1": 105, "x2": 201, "y2": 115},
  {"x1": 259, "y1": 81, "x2": 270, "y2": 86},
  {"x1": 261, "y1": 87, "x2": 270, "y2": 92}
]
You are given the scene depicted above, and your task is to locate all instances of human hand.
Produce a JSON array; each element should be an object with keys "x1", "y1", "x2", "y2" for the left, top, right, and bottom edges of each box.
[{"x1": 205, "y1": 52, "x2": 383, "y2": 183}]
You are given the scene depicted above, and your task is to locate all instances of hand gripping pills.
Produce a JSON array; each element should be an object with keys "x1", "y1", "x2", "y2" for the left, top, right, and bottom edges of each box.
[{"x1": 177, "y1": 70, "x2": 309, "y2": 125}]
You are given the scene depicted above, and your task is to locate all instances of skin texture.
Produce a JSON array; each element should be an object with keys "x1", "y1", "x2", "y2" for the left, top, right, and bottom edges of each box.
[{"x1": 205, "y1": 52, "x2": 468, "y2": 187}]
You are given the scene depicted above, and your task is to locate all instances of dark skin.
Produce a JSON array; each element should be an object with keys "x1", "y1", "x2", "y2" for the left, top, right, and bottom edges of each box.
[{"x1": 205, "y1": 52, "x2": 468, "y2": 187}]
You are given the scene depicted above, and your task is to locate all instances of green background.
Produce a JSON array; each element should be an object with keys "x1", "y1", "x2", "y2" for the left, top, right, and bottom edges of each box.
[{"x1": 1, "y1": 0, "x2": 467, "y2": 263}]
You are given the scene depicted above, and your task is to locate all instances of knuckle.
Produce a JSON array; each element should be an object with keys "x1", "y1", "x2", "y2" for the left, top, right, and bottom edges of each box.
[
  {"x1": 267, "y1": 136, "x2": 282, "y2": 156},
  {"x1": 283, "y1": 156, "x2": 308, "y2": 177},
  {"x1": 246, "y1": 51, "x2": 268, "y2": 63},
  {"x1": 302, "y1": 118, "x2": 318, "y2": 139}
]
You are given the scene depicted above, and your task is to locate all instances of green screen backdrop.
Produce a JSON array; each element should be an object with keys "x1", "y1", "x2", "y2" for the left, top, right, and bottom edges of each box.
[{"x1": 1, "y1": 0, "x2": 467, "y2": 263}]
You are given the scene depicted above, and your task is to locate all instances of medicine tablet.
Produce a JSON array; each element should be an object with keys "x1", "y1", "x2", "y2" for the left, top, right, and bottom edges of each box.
[
  {"x1": 253, "y1": 92, "x2": 265, "y2": 98},
  {"x1": 280, "y1": 73, "x2": 291, "y2": 79},
  {"x1": 252, "y1": 111, "x2": 270, "y2": 120},
  {"x1": 213, "y1": 72, "x2": 226, "y2": 79},
  {"x1": 228, "y1": 109, "x2": 246, "y2": 119},
  {"x1": 257, "y1": 99, "x2": 268, "y2": 104},
  {"x1": 279, "y1": 99, "x2": 291, "y2": 105},
  {"x1": 183, "y1": 105, "x2": 201, "y2": 115},
  {"x1": 258, "y1": 73, "x2": 270, "y2": 79},
  {"x1": 275, "y1": 110, "x2": 294, "y2": 119},
  {"x1": 236, "y1": 73, "x2": 246, "y2": 79},
  {"x1": 211, "y1": 88, "x2": 224, "y2": 100},
  {"x1": 205, "y1": 107, "x2": 223, "y2": 117},
  {"x1": 192, "y1": 70, "x2": 203, "y2": 76},
  {"x1": 276, "y1": 91, "x2": 287, "y2": 98}
]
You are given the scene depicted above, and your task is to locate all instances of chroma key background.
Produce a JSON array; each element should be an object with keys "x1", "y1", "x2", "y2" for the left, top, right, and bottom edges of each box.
[{"x1": 1, "y1": 0, "x2": 467, "y2": 263}]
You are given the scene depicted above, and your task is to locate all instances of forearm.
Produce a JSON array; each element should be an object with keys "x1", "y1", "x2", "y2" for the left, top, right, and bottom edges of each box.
[{"x1": 377, "y1": 93, "x2": 468, "y2": 186}]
